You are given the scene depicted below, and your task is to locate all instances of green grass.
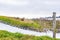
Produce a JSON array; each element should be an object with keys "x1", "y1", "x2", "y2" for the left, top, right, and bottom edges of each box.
[
  {"x1": 1, "y1": 16, "x2": 60, "y2": 32},
  {"x1": 0, "y1": 16, "x2": 42, "y2": 31},
  {"x1": 32, "y1": 19, "x2": 60, "y2": 32},
  {"x1": 0, "y1": 30, "x2": 59, "y2": 40}
]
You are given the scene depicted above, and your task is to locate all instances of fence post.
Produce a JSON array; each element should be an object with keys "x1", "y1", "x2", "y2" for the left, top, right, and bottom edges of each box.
[{"x1": 53, "y1": 12, "x2": 56, "y2": 38}]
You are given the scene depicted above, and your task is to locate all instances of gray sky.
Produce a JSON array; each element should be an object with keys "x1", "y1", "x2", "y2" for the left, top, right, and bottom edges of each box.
[{"x1": 0, "y1": 0, "x2": 60, "y2": 18}]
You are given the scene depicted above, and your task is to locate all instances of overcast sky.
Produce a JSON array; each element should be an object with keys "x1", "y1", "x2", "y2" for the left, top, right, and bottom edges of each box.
[{"x1": 0, "y1": 0, "x2": 60, "y2": 18}]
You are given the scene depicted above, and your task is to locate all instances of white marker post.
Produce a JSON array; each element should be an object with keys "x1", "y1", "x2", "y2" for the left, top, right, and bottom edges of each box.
[{"x1": 53, "y1": 12, "x2": 56, "y2": 38}]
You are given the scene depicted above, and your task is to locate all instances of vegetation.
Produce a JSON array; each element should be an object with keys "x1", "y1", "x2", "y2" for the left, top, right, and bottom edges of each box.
[
  {"x1": 0, "y1": 30, "x2": 59, "y2": 40},
  {"x1": 32, "y1": 19, "x2": 60, "y2": 32},
  {"x1": 0, "y1": 16, "x2": 60, "y2": 32},
  {"x1": 0, "y1": 16, "x2": 42, "y2": 31}
]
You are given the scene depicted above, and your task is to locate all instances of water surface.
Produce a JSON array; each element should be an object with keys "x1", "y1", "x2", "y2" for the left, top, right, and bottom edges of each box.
[{"x1": 0, "y1": 23, "x2": 60, "y2": 38}]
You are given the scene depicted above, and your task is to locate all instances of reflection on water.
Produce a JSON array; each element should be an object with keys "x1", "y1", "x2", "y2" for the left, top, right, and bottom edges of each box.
[{"x1": 0, "y1": 23, "x2": 60, "y2": 38}]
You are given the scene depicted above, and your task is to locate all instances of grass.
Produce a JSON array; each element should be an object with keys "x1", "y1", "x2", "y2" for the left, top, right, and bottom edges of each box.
[
  {"x1": 0, "y1": 16, "x2": 60, "y2": 32},
  {"x1": 32, "y1": 19, "x2": 60, "y2": 32},
  {"x1": 0, "y1": 30, "x2": 59, "y2": 40},
  {"x1": 0, "y1": 16, "x2": 42, "y2": 31}
]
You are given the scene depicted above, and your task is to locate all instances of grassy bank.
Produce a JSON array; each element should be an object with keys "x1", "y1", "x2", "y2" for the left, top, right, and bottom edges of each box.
[
  {"x1": 0, "y1": 30, "x2": 59, "y2": 40},
  {"x1": 0, "y1": 16, "x2": 42, "y2": 31},
  {"x1": 32, "y1": 19, "x2": 60, "y2": 32}
]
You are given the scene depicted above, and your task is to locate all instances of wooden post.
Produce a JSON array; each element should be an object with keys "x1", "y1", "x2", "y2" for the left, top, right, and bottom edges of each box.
[{"x1": 53, "y1": 12, "x2": 56, "y2": 38}]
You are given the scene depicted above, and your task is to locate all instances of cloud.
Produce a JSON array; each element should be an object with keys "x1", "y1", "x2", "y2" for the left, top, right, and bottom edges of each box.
[
  {"x1": 0, "y1": 0, "x2": 60, "y2": 18},
  {"x1": 0, "y1": 0, "x2": 60, "y2": 12},
  {"x1": 0, "y1": 0, "x2": 29, "y2": 6}
]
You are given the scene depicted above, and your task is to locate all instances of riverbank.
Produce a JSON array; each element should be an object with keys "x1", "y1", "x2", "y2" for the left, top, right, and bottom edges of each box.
[
  {"x1": 0, "y1": 16, "x2": 42, "y2": 32},
  {"x1": 0, "y1": 16, "x2": 60, "y2": 32},
  {"x1": 0, "y1": 30, "x2": 59, "y2": 40},
  {"x1": 0, "y1": 23, "x2": 60, "y2": 38}
]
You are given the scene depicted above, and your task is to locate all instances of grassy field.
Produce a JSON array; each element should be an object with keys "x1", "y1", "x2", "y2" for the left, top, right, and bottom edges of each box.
[
  {"x1": 0, "y1": 30, "x2": 59, "y2": 40},
  {"x1": 0, "y1": 16, "x2": 60, "y2": 40},
  {"x1": 0, "y1": 16, "x2": 60, "y2": 32},
  {"x1": 0, "y1": 16, "x2": 42, "y2": 31},
  {"x1": 32, "y1": 19, "x2": 60, "y2": 32}
]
